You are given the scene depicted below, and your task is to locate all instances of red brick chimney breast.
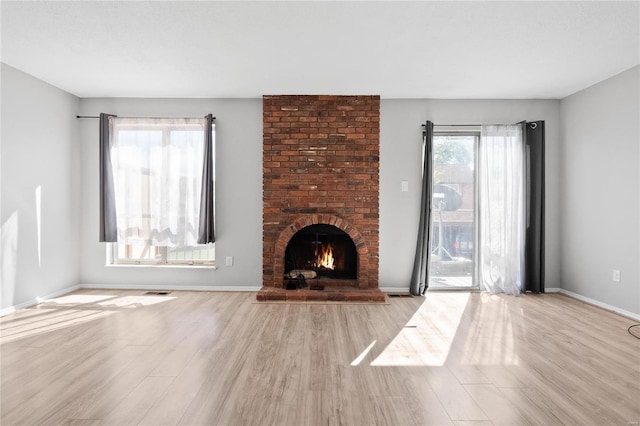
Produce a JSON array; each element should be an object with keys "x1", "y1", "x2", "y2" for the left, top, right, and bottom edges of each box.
[{"x1": 262, "y1": 95, "x2": 380, "y2": 295}]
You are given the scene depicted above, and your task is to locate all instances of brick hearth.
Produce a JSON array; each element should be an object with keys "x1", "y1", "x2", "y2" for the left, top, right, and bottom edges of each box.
[
  {"x1": 257, "y1": 286, "x2": 386, "y2": 303},
  {"x1": 259, "y1": 95, "x2": 382, "y2": 302}
]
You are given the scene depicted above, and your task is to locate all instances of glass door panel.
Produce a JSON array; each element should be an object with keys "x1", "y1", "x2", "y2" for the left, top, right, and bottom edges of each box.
[{"x1": 429, "y1": 134, "x2": 478, "y2": 289}]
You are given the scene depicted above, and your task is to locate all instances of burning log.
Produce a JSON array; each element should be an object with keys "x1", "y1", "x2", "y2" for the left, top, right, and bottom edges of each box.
[{"x1": 287, "y1": 269, "x2": 317, "y2": 280}]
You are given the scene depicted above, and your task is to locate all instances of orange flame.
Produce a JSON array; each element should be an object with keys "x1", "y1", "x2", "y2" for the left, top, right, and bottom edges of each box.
[{"x1": 317, "y1": 244, "x2": 335, "y2": 270}]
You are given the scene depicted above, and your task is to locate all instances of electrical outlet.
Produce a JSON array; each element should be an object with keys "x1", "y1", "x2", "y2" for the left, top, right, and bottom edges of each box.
[
  {"x1": 612, "y1": 269, "x2": 621, "y2": 282},
  {"x1": 225, "y1": 256, "x2": 234, "y2": 267}
]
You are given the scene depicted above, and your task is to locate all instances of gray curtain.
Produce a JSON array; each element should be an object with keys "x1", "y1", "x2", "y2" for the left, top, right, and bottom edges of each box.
[
  {"x1": 198, "y1": 113, "x2": 216, "y2": 244},
  {"x1": 410, "y1": 121, "x2": 434, "y2": 296},
  {"x1": 99, "y1": 113, "x2": 117, "y2": 242},
  {"x1": 524, "y1": 120, "x2": 545, "y2": 292}
]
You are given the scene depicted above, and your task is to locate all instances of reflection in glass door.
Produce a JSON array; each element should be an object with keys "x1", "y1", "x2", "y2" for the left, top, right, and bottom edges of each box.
[{"x1": 429, "y1": 133, "x2": 478, "y2": 289}]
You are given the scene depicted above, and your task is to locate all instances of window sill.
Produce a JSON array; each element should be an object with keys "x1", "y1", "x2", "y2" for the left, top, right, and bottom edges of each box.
[{"x1": 105, "y1": 263, "x2": 217, "y2": 270}]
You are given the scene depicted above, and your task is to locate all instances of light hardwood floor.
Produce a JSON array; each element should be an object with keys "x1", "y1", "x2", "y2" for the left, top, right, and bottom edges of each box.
[{"x1": 1, "y1": 290, "x2": 639, "y2": 425}]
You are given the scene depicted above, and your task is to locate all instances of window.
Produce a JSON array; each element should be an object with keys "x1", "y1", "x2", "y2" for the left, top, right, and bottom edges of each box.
[
  {"x1": 113, "y1": 243, "x2": 215, "y2": 266},
  {"x1": 108, "y1": 117, "x2": 215, "y2": 266}
]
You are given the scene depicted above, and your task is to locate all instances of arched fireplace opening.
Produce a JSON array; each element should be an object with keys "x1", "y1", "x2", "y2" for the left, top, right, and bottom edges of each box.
[{"x1": 285, "y1": 224, "x2": 358, "y2": 281}]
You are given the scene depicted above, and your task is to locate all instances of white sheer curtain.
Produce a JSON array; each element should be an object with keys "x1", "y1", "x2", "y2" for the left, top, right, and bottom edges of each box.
[
  {"x1": 109, "y1": 117, "x2": 206, "y2": 247},
  {"x1": 478, "y1": 125, "x2": 526, "y2": 295}
]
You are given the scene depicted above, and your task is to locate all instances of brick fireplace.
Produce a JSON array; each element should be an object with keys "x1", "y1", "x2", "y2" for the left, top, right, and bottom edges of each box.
[{"x1": 258, "y1": 95, "x2": 384, "y2": 302}]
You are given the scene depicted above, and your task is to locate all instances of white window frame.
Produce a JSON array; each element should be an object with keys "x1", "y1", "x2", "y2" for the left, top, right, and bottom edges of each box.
[
  {"x1": 430, "y1": 130, "x2": 480, "y2": 290},
  {"x1": 108, "y1": 123, "x2": 215, "y2": 267},
  {"x1": 110, "y1": 243, "x2": 215, "y2": 266}
]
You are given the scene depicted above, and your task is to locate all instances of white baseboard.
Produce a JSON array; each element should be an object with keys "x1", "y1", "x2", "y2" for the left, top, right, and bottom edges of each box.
[
  {"x1": 379, "y1": 286, "x2": 640, "y2": 320},
  {"x1": 80, "y1": 283, "x2": 262, "y2": 292},
  {"x1": 0, "y1": 284, "x2": 81, "y2": 317},
  {"x1": 379, "y1": 287, "x2": 411, "y2": 293},
  {"x1": 5, "y1": 284, "x2": 638, "y2": 322},
  {"x1": 0, "y1": 283, "x2": 261, "y2": 316},
  {"x1": 548, "y1": 288, "x2": 640, "y2": 321}
]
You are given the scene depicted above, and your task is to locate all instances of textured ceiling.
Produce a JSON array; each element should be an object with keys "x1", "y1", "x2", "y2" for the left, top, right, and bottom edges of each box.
[{"x1": 1, "y1": 1, "x2": 638, "y2": 99}]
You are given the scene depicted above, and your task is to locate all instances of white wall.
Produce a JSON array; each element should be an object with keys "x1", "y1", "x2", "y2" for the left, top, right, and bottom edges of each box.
[
  {"x1": 9, "y1": 63, "x2": 634, "y2": 317},
  {"x1": 560, "y1": 66, "x2": 639, "y2": 315},
  {"x1": 379, "y1": 99, "x2": 562, "y2": 290},
  {"x1": 78, "y1": 97, "x2": 563, "y2": 294},
  {"x1": 77, "y1": 98, "x2": 263, "y2": 289},
  {"x1": 1, "y1": 64, "x2": 80, "y2": 310}
]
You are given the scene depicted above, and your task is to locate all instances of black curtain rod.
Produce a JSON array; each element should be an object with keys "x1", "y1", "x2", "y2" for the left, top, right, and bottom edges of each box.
[
  {"x1": 77, "y1": 115, "x2": 216, "y2": 120},
  {"x1": 423, "y1": 123, "x2": 515, "y2": 127},
  {"x1": 424, "y1": 122, "x2": 539, "y2": 129}
]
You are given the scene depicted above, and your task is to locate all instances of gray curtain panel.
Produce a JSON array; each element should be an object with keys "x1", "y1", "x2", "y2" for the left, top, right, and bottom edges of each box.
[
  {"x1": 198, "y1": 113, "x2": 216, "y2": 244},
  {"x1": 99, "y1": 113, "x2": 118, "y2": 242},
  {"x1": 524, "y1": 120, "x2": 545, "y2": 293},
  {"x1": 410, "y1": 121, "x2": 434, "y2": 296}
]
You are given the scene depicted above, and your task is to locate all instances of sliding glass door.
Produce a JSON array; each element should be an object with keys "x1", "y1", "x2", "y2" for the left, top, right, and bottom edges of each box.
[{"x1": 429, "y1": 133, "x2": 478, "y2": 289}]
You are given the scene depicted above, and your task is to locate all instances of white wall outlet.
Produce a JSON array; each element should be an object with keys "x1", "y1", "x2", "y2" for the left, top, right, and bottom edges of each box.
[
  {"x1": 401, "y1": 180, "x2": 409, "y2": 192},
  {"x1": 612, "y1": 269, "x2": 621, "y2": 282},
  {"x1": 225, "y1": 256, "x2": 234, "y2": 267}
]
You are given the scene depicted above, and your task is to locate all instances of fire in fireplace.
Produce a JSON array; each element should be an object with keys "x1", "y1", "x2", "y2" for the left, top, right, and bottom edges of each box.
[
  {"x1": 284, "y1": 224, "x2": 357, "y2": 280},
  {"x1": 316, "y1": 244, "x2": 335, "y2": 270}
]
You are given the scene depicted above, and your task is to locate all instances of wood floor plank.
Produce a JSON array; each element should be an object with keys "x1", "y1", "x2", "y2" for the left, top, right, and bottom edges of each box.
[
  {"x1": 61, "y1": 419, "x2": 102, "y2": 426},
  {"x1": 137, "y1": 349, "x2": 216, "y2": 426},
  {"x1": 1, "y1": 289, "x2": 639, "y2": 425},
  {"x1": 322, "y1": 365, "x2": 373, "y2": 426},
  {"x1": 393, "y1": 372, "x2": 456, "y2": 425},
  {"x1": 463, "y1": 384, "x2": 530, "y2": 425},
  {"x1": 57, "y1": 331, "x2": 193, "y2": 421},
  {"x1": 3, "y1": 343, "x2": 146, "y2": 425},
  {"x1": 99, "y1": 376, "x2": 174, "y2": 426},
  {"x1": 418, "y1": 367, "x2": 490, "y2": 422}
]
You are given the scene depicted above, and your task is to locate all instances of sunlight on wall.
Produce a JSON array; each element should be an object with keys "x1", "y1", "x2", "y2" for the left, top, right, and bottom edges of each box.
[
  {"x1": 1, "y1": 211, "x2": 19, "y2": 309},
  {"x1": 35, "y1": 185, "x2": 42, "y2": 267}
]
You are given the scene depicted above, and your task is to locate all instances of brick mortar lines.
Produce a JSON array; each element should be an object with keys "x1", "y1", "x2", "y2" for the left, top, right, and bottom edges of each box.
[{"x1": 262, "y1": 95, "x2": 380, "y2": 290}]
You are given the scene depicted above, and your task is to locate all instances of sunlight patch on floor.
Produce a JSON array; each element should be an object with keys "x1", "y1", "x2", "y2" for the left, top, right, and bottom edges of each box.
[
  {"x1": 97, "y1": 295, "x2": 176, "y2": 308},
  {"x1": 0, "y1": 309, "x2": 116, "y2": 343},
  {"x1": 45, "y1": 294, "x2": 117, "y2": 305},
  {"x1": 1, "y1": 292, "x2": 177, "y2": 344},
  {"x1": 455, "y1": 293, "x2": 521, "y2": 366},
  {"x1": 370, "y1": 292, "x2": 522, "y2": 367},
  {"x1": 351, "y1": 340, "x2": 377, "y2": 366},
  {"x1": 371, "y1": 293, "x2": 471, "y2": 366}
]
